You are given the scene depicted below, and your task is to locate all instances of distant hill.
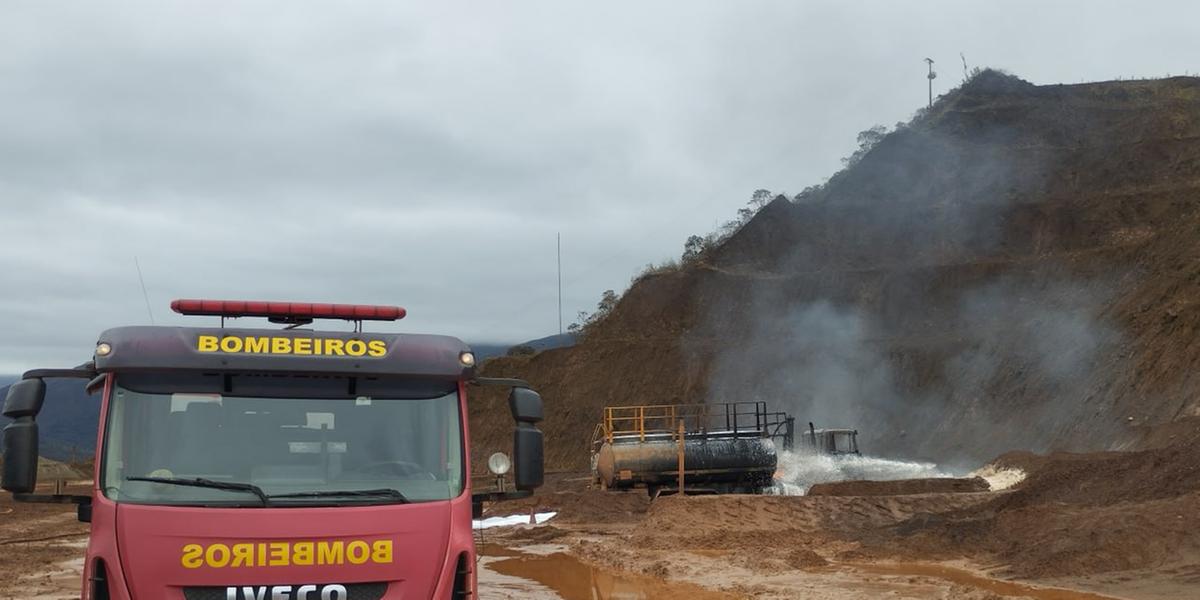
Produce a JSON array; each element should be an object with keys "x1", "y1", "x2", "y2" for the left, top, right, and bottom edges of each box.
[
  {"x1": 471, "y1": 333, "x2": 576, "y2": 362},
  {"x1": 0, "y1": 377, "x2": 99, "y2": 461},
  {"x1": 468, "y1": 72, "x2": 1200, "y2": 470}
]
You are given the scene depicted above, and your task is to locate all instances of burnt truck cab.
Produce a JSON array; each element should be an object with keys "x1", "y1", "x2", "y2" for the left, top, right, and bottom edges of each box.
[
  {"x1": 1, "y1": 300, "x2": 544, "y2": 600},
  {"x1": 798, "y1": 423, "x2": 860, "y2": 456}
]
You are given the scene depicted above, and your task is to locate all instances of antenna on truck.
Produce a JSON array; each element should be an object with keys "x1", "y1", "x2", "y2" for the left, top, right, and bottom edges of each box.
[{"x1": 134, "y1": 256, "x2": 155, "y2": 324}]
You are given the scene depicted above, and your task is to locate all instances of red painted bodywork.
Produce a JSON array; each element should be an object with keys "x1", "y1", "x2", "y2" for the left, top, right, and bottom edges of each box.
[{"x1": 80, "y1": 377, "x2": 476, "y2": 600}]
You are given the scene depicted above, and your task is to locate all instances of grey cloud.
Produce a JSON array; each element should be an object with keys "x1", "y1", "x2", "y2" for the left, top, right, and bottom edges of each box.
[{"x1": 2, "y1": 0, "x2": 1198, "y2": 372}]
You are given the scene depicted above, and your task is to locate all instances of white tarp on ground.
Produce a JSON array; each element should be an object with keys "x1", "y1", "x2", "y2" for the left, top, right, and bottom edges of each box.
[{"x1": 473, "y1": 512, "x2": 557, "y2": 529}]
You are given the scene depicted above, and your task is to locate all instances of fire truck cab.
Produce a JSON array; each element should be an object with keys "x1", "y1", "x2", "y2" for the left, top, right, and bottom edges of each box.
[{"x1": 1, "y1": 300, "x2": 544, "y2": 599}]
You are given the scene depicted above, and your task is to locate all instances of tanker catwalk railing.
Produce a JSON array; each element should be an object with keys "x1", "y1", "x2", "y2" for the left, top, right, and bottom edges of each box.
[{"x1": 595, "y1": 402, "x2": 794, "y2": 450}]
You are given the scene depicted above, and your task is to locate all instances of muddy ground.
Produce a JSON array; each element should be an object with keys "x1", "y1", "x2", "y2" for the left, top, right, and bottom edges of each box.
[
  {"x1": 0, "y1": 483, "x2": 90, "y2": 600},
  {"x1": 479, "y1": 463, "x2": 1200, "y2": 600},
  {"x1": 7, "y1": 447, "x2": 1200, "y2": 600}
]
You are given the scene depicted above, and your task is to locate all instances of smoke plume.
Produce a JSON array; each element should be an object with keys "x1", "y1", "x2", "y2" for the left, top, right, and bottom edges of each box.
[{"x1": 694, "y1": 78, "x2": 1126, "y2": 467}]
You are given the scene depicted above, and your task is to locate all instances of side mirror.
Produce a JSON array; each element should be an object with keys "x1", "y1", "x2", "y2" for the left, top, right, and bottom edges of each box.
[
  {"x1": 513, "y1": 424, "x2": 543, "y2": 490},
  {"x1": 2, "y1": 379, "x2": 45, "y2": 494},
  {"x1": 2, "y1": 419, "x2": 39, "y2": 493},
  {"x1": 3, "y1": 378, "x2": 46, "y2": 418},
  {"x1": 508, "y1": 387, "x2": 544, "y2": 491},
  {"x1": 508, "y1": 387, "x2": 543, "y2": 423}
]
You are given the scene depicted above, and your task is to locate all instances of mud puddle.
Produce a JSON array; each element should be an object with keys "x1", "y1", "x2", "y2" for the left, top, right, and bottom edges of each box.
[
  {"x1": 485, "y1": 547, "x2": 732, "y2": 599},
  {"x1": 855, "y1": 562, "x2": 1125, "y2": 600}
]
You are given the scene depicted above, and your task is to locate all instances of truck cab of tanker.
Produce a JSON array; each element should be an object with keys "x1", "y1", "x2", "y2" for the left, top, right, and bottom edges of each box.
[
  {"x1": 800, "y1": 424, "x2": 860, "y2": 456},
  {"x1": 1, "y1": 300, "x2": 544, "y2": 600}
]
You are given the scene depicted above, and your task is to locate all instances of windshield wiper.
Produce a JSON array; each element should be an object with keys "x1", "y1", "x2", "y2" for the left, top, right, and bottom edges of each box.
[
  {"x1": 268, "y1": 488, "x2": 409, "y2": 504},
  {"x1": 126, "y1": 477, "x2": 270, "y2": 507}
]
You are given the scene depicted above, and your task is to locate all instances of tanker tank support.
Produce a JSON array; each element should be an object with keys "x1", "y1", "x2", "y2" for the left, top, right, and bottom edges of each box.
[{"x1": 590, "y1": 402, "x2": 794, "y2": 497}]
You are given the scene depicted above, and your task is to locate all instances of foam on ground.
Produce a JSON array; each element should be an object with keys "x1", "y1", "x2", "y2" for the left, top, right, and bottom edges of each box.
[
  {"x1": 969, "y1": 464, "x2": 1026, "y2": 490},
  {"x1": 474, "y1": 511, "x2": 557, "y2": 529}
]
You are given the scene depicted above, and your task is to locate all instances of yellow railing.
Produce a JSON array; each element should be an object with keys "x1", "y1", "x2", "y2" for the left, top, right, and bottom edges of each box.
[{"x1": 599, "y1": 403, "x2": 716, "y2": 443}]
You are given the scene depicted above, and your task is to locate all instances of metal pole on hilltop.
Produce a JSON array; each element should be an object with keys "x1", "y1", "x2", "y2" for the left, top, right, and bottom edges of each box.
[
  {"x1": 925, "y1": 58, "x2": 937, "y2": 108},
  {"x1": 557, "y1": 233, "x2": 562, "y2": 335}
]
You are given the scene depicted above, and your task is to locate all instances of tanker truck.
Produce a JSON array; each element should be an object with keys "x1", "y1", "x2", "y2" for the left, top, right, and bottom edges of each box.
[
  {"x1": 2, "y1": 299, "x2": 544, "y2": 599},
  {"x1": 590, "y1": 402, "x2": 794, "y2": 496}
]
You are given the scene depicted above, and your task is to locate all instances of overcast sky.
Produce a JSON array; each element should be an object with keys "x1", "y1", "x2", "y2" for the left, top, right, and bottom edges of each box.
[{"x1": 1, "y1": 1, "x2": 1196, "y2": 373}]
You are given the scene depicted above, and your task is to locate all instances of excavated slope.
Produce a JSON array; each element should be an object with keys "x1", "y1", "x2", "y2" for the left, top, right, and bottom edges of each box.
[{"x1": 470, "y1": 72, "x2": 1200, "y2": 471}]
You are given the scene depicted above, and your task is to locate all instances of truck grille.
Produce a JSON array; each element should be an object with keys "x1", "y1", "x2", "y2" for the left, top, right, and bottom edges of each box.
[{"x1": 183, "y1": 583, "x2": 387, "y2": 600}]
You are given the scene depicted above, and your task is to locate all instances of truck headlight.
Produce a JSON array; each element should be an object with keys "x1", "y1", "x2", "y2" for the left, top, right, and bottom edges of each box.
[{"x1": 488, "y1": 452, "x2": 511, "y2": 476}]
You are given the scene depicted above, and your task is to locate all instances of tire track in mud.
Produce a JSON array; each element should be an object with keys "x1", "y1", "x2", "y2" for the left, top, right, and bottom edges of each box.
[{"x1": 0, "y1": 499, "x2": 90, "y2": 600}]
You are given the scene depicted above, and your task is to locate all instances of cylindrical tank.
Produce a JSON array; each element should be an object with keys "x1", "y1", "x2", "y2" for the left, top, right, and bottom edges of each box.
[{"x1": 595, "y1": 436, "x2": 777, "y2": 490}]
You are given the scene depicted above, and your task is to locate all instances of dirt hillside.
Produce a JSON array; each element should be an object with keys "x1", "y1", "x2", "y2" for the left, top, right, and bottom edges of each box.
[
  {"x1": 470, "y1": 71, "x2": 1200, "y2": 471},
  {"x1": 874, "y1": 426, "x2": 1200, "y2": 585}
]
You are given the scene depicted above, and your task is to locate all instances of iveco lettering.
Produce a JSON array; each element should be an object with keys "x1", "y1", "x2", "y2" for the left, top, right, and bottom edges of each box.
[{"x1": 1, "y1": 299, "x2": 545, "y2": 599}]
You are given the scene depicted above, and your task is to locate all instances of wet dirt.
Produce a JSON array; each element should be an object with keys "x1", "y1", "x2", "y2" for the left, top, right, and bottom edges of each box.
[
  {"x1": 24, "y1": 545, "x2": 86, "y2": 600},
  {"x1": 477, "y1": 556, "x2": 564, "y2": 600},
  {"x1": 2, "y1": 471, "x2": 1187, "y2": 600},
  {"x1": 0, "y1": 482, "x2": 91, "y2": 600},
  {"x1": 481, "y1": 474, "x2": 1190, "y2": 599},
  {"x1": 855, "y1": 563, "x2": 1124, "y2": 600},
  {"x1": 486, "y1": 547, "x2": 733, "y2": 600}
]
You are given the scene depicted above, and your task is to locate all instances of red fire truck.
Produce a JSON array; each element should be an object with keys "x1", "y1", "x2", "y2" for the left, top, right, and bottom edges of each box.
[{"x1": 1, "y1": 300, "x2": 544, "y2": 599}]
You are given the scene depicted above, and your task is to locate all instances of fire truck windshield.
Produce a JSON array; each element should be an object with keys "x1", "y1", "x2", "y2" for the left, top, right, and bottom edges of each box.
[{"x1": 101, "y1": 378, "x2": 464, "y2": 506}]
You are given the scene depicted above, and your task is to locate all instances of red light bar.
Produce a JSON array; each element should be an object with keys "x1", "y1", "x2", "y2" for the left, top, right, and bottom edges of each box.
[{"x1": 170, "y1": 299, "x2": 406, "y2": 322}]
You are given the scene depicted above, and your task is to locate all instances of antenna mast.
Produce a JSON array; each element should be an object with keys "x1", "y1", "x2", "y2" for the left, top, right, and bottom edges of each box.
[
  {"x1": 557, "y1": 232, "x2": 562, "y2": 335},
  {"x1": 925, "y1": 58, "x2": 937, "y2": 108}
]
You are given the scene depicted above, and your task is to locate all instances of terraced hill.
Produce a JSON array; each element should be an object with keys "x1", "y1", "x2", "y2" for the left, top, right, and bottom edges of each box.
[{"x1": 471, "y1": 71, "x2": 1200, "y2": 470}]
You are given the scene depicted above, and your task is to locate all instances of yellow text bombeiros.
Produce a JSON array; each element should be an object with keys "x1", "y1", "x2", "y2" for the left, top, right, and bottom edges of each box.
[
  {"x1": 196, "y1": 335, "x2": 387, "y2": 357},
  {"x1": 181, "y1": 539, "x2": 393, "y2": 568}
]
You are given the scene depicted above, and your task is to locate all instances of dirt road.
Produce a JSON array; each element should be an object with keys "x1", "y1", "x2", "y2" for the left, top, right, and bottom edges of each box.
[
  {"x1": 7, "y1": 469, "x2": 1197, "y2": 600},
  {"x1": 0, "y1": 487, "x2": 89, "y2": 600},
  {"x1": 2, "y1": 528, "x2": 1124, "y2": 600},
  {"x1": 478, "y1": 470, "x2": 1200, "y2": 600}
]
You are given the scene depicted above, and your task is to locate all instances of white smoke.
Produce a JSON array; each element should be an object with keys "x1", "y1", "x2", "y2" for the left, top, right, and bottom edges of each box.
[
  {"x1": 697, "y1": 278, "x2": 1120, "y2": 465},
  {"x1": 692, "y1": 107, "x2": 1126, "y2": 467}
]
